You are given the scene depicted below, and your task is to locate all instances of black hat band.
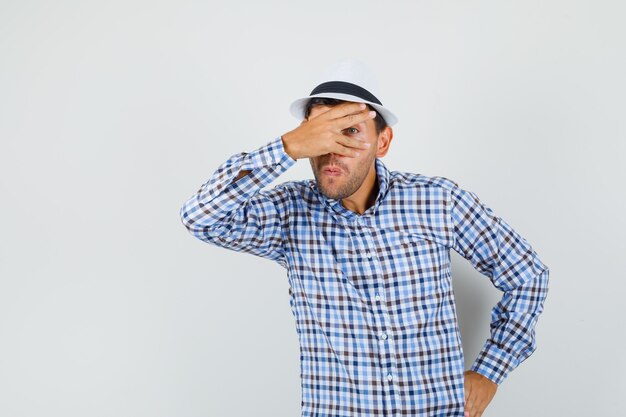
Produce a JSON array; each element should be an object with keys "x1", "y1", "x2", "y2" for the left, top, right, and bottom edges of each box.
[{"x1": 309, "y1": 81, "x2": 382, "y2": 105}]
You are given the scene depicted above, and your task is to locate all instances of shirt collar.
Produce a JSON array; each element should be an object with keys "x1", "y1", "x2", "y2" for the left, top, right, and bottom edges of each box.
[{"x1": 310, "y1": 158, "x2": 391, "y2": 220}]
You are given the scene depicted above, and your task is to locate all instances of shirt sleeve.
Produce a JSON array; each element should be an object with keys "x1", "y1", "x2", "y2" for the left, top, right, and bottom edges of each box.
[
  {"x1": 179, "y1": 135, "x2": 297, "y2": 268},
  {"x1": 449, "y1": 182, "x2": 550, "y2": 386}
]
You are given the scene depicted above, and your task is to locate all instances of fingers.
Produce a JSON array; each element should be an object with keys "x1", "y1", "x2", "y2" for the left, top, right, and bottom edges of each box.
[
  {"x1": 308, "y1": 101, "x2": 376, "y2": 136},
  {"x1": 336, "y1": 134, "x2": 371, "y2": 151},
  {"x1": 465, "y1": 395, "x2": 475, "y2": 417},
  {"x1": 330, "y1": 143, "x2": 362, "y2": 158},
  {"x1": 307, "y1": 101, "x2": 360, "y2": 121},
  {"x1": 321, "y1": 102, "x2": 376, "y2": 128},
  {"x1": 465, "y1": 386, "x2": 490, "y2": 417},
  {"x1": 299, "y1": 101, "x2": 376, "y2": 159},
  {"x1": 328, "y1": 132, "x2": 371, "y2": 158},
  {"x1": 335, "y1": 108, "x2": 377, "y2": 130},
  {"x1": 325, "y1": 101, "x2": 368, "y2": 120}
]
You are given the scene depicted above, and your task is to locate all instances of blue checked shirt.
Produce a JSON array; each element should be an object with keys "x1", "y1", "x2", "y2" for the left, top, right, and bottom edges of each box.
[{"x1": 180, "y1": 136, "x2": 550, "y2": 417}]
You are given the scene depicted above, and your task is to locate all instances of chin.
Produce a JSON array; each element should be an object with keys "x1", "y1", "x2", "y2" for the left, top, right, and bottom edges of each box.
[{"x1": 317, "y1": 184, "x2": 340, "y2": 199}]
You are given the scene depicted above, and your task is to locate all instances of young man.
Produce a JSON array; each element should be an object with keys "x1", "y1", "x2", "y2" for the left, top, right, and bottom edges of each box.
[{"x1": 179, "y1": 59, "x2": 549, "y2": 417}]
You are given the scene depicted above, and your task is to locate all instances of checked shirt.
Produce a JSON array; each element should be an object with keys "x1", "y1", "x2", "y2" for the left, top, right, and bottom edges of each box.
[{"x1": 179, "y1": 135, "x2": 550, "y2": 417}]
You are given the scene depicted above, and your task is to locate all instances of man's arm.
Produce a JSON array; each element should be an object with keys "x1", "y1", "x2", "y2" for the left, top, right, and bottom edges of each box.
[
  {"x1": 179, "y1": 102, "x2": 376, "y2": 266},
  {"x1": 449, "y1": 182, "x2": 550, "y2": 386},
  {"x1": 179, "y1": 135, "x2": 297, "y2": 267}
]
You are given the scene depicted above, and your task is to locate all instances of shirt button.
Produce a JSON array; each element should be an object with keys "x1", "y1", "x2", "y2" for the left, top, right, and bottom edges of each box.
[
  {"x1": 387, "y1": 373, "x2": 393, "y2": 382},
  {"x1": 366, "y1": 250, "x2": 372, "y2": 259},
  {"x1": 374, "y1": 294, "x2": 381, "y2": 301},
  {"x1": 380, "y1": 333, "x2": 388, "y2": 340}
]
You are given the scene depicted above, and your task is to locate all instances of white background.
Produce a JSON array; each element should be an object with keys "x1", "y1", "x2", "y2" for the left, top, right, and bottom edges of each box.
[{"x1": 1, "y1": 1, "x2": 624, "y2": 416}]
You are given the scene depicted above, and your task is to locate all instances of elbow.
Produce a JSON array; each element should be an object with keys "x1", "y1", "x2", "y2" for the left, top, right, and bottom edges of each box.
[
  {"x1": 179, "y1": 202, "x2": 205, "y2": 238},
  {"x1": 179, "y1": 203, "x2": 227, "y2": 245},
  {"x1": 179, "y1": 204, "x2": 194, "y2": 232}
]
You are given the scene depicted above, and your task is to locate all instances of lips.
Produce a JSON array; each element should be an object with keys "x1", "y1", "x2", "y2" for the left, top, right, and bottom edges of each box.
[{"x1": 322, "y1": 166, "x2": 343, "y2": 176}]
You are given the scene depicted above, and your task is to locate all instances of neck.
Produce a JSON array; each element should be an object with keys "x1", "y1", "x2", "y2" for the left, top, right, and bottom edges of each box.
[{"x1": 341, "y1": 163, "x2": 379, "y2": 215}]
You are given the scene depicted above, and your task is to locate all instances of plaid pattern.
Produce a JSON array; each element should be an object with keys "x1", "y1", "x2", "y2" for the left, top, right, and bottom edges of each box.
[{"x1": 180, "y1": 136, "x2": 550, "y2": 417}]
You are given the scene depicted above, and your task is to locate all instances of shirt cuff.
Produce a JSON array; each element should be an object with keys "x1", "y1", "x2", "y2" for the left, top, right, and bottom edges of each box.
[
  {"x1": 242, "y1": 135, "x2": 297, "y2": 171},
  {"x1": 469, "y1": 339, "x2": 528, "y2": 386}
]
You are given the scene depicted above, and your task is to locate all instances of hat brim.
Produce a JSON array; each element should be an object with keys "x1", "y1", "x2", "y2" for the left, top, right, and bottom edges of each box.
[{"x1": 289, "y1": 92, "x2": 398, "y2": 126}]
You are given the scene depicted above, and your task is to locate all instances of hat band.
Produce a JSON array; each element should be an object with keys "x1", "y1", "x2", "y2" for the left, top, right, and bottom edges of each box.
[{"x1": 309, "y1": 81, "x2": 382, "y2": 105}]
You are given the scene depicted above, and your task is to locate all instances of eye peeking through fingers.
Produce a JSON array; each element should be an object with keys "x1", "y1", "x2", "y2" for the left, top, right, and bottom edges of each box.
[{"x1": 344, "y1": 127, "x2": 359, "y2": 134}]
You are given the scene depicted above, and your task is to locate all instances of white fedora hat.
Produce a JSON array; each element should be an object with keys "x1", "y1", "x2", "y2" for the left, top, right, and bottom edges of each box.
[{"x1": 289, "y1": 58, "x2": 398, "y2": 127}]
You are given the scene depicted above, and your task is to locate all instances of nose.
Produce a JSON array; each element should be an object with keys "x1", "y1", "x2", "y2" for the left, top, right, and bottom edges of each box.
[{"x1": 328, "y1": 153, "x2": 344, "y2": 164}]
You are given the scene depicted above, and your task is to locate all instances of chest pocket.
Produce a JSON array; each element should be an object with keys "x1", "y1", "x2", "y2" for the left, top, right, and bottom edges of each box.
[
  {"x1": 376, "y1": 230, "x2": 452, "y2": 326},
  {"x1": 381, "y1": 232, "x2": 439, "y2": 277}
]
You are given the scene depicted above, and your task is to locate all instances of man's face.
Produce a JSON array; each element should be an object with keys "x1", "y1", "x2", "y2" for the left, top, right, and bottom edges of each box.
[{"x1": 308, "y1": 104, "x2": 379, "y2": 200}]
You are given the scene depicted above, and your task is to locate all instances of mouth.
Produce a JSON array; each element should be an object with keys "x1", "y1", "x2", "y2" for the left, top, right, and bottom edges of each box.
[{"x1": 322, "y1": 166, "x2": 343, "y2": 176}]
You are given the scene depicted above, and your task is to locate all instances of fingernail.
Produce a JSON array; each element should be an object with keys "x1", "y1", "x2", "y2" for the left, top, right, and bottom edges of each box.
[
  {"x1": 360, "y1": 103, "x2": 366, "y2": 109},
  {"x1": 369, "y1": 111, "x2": 376, "y2": 117}
]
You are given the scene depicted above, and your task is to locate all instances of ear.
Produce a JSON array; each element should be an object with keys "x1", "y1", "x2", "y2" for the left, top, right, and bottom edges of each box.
[{"x1": 375, "y1": 126, "x2": 393, "y2": 158}]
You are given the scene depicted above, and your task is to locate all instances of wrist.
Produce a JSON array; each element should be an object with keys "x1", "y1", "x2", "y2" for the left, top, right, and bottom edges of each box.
[{"x1": 281, "y1": 131, "x2": 300, "y2": 160}]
